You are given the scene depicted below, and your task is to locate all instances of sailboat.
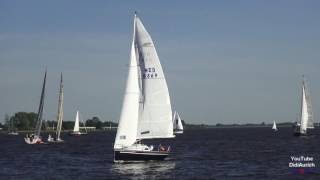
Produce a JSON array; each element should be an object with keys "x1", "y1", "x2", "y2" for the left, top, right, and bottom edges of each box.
[
  {"x1": 294, "y1": 76, "x2": 314, "y2": 136},
  {"x1": 113, "y1": 13, "x2": 174, "y2": 162},
  {"x1": 24, "y1": 70, "x2": 46, "y2": 144},
  {"x1": 272, "y1": 120, "x2": 277, "y2": 132},
  {"x1": 8, "y1": 117, "x2": 19, "y2": 135},
  {"x1": 173, "y1": 111, "x2": 184, "y2": 134},
  {"x1": 48, "y1": 73, "x2": 64, "y2": 143},
  {"x1": 70, "y1": 111, "x2": 87, "y2": 136}
]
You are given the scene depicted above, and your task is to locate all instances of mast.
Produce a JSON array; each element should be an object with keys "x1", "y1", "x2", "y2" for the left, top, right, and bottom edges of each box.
[
  {"x1": 34, "y1": 69, "x2": 47, "y2": 137},
  {"x1": 55, "y1": 73, "x2": 64, "y2": 140}
]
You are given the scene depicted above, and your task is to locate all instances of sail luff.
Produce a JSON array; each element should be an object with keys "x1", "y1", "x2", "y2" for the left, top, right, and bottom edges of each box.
[
  {"x1": 114, "y1": 14, "x2": 140, "y2": 149},
  {"x1": 34, "y1": 70, "x2": 46, "y2": 137}
]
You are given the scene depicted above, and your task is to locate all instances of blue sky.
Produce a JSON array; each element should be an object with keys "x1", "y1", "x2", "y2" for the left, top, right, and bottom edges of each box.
[{"x1": 1, "y1": 0, "x2": 320, "y2": 124}]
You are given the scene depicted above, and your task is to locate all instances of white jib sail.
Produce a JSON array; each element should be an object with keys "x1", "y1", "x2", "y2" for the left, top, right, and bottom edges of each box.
[
  {"x1": 176, "y1": 112, "x2": 183, "y2": 131},
  {"x1": 114, "y1": 15, "x2": 140, "y2": 149},
  {"x1": 272, "y1": 121, "x2": 277, "y2": 130},
  {"x1": 73, "y1": 111, "x2": 80, "y2": 132},
  {"x1": 135, "y1": 16, "x2": 174, "y2": 140},
  {"x1": 300, "y1": 79, "x2": 314, "y2": 133}
]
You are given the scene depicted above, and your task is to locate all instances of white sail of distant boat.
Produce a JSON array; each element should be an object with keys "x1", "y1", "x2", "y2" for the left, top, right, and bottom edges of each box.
[
  {"x1": 272, "y1": 120, "x2": 277, "y2": 131},
  {"x1": 70, "y1": 110, "x2": 87, "y2": 135},
  {"x1": 8, "y1": 117, "x2": 19, "y2": 135},
  {"x1": 48, "y1": 73, "x2": 64, "y2": 142},
  {"x1": 74, "y1": 111, "x2": 80, "y2": 132},
  {"x1": 294, "y1": 75, "x2": 314, "y2": 136},
  {"x1": 113, "y1": 13, "x2": 174, "y2": 162},
  {"x1": 24, "y1": 69, "x2": 47, "y2": 144},
  {"x1": 173, "y1": 111, "x2": 183, "y2": 134}
]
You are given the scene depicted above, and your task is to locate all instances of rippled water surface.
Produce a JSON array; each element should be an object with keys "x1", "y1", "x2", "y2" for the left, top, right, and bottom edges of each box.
[{"x1": 0, "y1": 127, "x2": 319, "y2": 179}]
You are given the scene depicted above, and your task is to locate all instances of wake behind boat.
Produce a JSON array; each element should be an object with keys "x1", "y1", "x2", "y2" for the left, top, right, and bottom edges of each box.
[
  {"x1": 113, "y1": 13, "x2": 174, "y2": 162},
  {"x1": 293, "y1": 76, "x2": 314, "y2": 136},
  {"x1": 24, "y1": 70, "x2": 47, "y2": 144}
]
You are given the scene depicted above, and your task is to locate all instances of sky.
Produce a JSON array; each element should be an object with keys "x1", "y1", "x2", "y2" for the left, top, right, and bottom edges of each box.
[{"x1": 0, "y1": 0, "x2": 320, "y2": 125}]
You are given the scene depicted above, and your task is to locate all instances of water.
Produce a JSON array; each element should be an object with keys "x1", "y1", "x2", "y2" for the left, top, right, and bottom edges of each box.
[{"x1": 0, "y1": 127, "x2": 319, "y2": 179}]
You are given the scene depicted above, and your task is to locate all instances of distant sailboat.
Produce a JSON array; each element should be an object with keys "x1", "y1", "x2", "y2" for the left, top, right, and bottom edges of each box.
[
  {"x1": 48, "y1": 73, "x2": 64, "y2": 143},
  {"x1": 113, "y1": 13, "x2": 174, "y2": 162},
  {"x1": 8, "y1": 117, "x2": 19, "y2": 135},
  {"x1": 70, "y1": 110, "x2": 87, "y2": 136},
  {"x1": 272, "y1": 120, "x2": 277, "y2": 132},
  {"x1": 24, "y1": 70, "x2": 46, "y2": 144},
  {"x1": 294, "y1": 76, "x2": 314, "y2": 136},
  {"x1": 173, "y1": 111, "x2": 183, "y2": 134}
]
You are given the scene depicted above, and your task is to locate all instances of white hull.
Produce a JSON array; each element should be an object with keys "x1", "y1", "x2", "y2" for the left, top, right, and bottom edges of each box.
[
  {"x1": 70, "y1": 131, "x2": 87, "y2": 136},
  {"x1": 174, "y1": 130, "x2": 183, "y2": 134},
  {"x1": 8, "y1": 132, "x2": 19, "y2": 135},
  {"x1": 114, "y1": 144, "x2": 170, "y2": 162},
  {"x1": 24, "y1": 136, "x2": 44, "y2": 144},
  {"x1": 47, "y1": 139, "x2": 64, "y2": 143}
]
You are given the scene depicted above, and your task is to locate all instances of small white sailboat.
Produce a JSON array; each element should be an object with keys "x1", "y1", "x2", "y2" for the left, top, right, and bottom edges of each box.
[
  {"x1": 173, "y1": 111, "x2": 183, "y2": 134},
  {"x1": 8, "y1": 118, "x2": 19, "y2": 135},
  {"x1": 113, "y1": 13, "x2": 174, "y2": 162},
  {"x1": 272, "y1": 120, "x2": 277, "y2": 132},
  {"x1": 70, "y1": 111, "x2": 87, "y2": 136},
  {"x1": 24, "y1": 70, "x2": 47, "y2": 144},
  {"x1": 294, "y1": 76, "x2": 314, "y2": 136},
  {"x1": 48, "y1": 73, "x2": 64, "y2": 143}
]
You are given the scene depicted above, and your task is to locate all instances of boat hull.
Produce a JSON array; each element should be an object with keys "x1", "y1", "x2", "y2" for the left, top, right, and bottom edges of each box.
[
  {"x1": 8, "y1": 132, "x2": 19, "y2": 135},
  {"x1": 114, "y1": 150, "x2": 169, "y2": 162},
  {"x1": 24, "y1": 137, "x2": 45, "y2": 144},
  {"x1": 174, "y1": 130, "x2": 183, "y2": 134},
  {"x1": 69, "y1": 132, "x2": 87, "y2": 136},
  {"x1": 294, "y1": 132, "x2": 307, "y2": 136}
]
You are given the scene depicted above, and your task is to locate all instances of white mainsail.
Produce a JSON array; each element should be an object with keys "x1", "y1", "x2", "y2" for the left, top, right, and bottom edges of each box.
[
  {"x1": 298, "y1": 78, "x2": 314, "y2": 134},
  {"x1": 55, "y1": 73, "x2": 64, "y2": 141},
  {"x1": 272, "y1": 120, "x2": 277, "y2": 131},
  {"x1": 114, "y1": 14, "x2": 174, "y2": 149},
  {"x1": 135, "y1": 16, "x2": 174, "y2": 140},
  {"x1": 114, "y1": 14, "x2": 140, "y2": 149},
  {"x1": 173, "y1": 111, "x2": 183, "y2": 133},
  {"x1": 73, "y1": 111, "x2": 80, "y2": 132}
]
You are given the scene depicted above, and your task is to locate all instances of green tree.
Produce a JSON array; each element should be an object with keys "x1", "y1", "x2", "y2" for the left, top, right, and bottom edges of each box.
[
  {"x1": 86, "y1": 116, "x2": 102, "y2": 129},
  {"x1": 10, "y1": 112, "x2": 37, "y2": 130}
]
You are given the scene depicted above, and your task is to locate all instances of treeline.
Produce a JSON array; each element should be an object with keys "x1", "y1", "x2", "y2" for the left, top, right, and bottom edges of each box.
[{"x1": 3, "y1": 112, "x2": 118, "y2": 131}]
